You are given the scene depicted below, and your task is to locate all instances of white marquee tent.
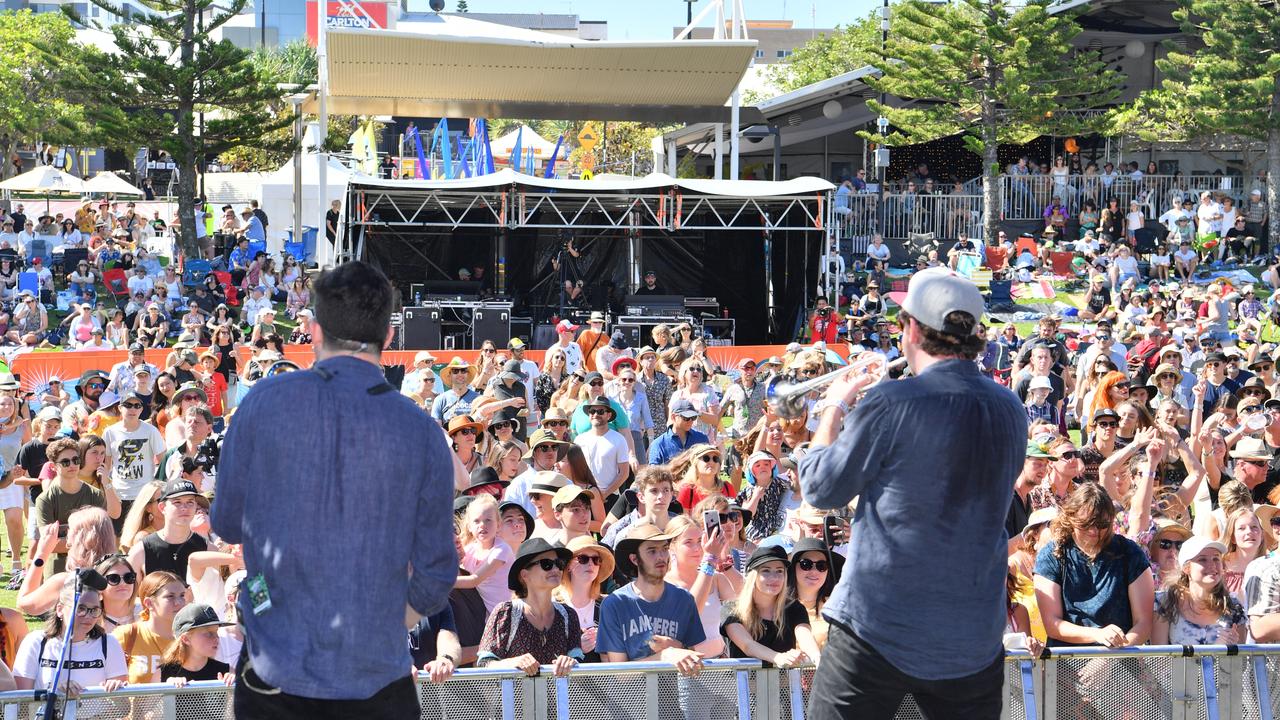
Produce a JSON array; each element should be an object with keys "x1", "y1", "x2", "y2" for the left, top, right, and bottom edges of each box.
[{"x1": 258, "y1": 154, "x2": 351, "y2": 266}]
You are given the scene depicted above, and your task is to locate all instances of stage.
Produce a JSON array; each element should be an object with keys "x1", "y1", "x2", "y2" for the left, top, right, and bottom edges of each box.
[{"x1": 338, "y1": 170, "x2": 835, "y2": 345}]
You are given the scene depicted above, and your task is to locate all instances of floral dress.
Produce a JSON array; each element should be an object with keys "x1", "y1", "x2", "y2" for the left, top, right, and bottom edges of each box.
[
  {"x1": 1155, "y1": 591, "x2": 1246, "y2": 644},
  {"x1": 477, "y1": 600, "x2": 585, "y2": 666}
]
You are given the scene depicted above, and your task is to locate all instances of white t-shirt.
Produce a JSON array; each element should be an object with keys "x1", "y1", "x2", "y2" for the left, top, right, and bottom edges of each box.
[
  {"x1": 13, "y1": 632, "x2": 128, "y2": 692},
  {"x1": 1114, "y1": 255, "x2": 1139, "y2": 276},
  {"x1": 575, "y1": 429, "x2": 630, "y2": 492},
  {"x1": 867, "y1": 243, "x2": 891, "y2": 261},
  {"x1": 1126, "y1": 211, "x2": 1145, "y2": 232},
  {"x1": 127, "y1": 275, "x2": 154, "y2": 298},
  {"x1": 104, "y1": 421, "x2": 166, "y2": 501},
  {"x1": 558, "y1": 341, "x2": 584, "y2": 375},
  {"x1": 1175, "y1": 248, "x2": 1199, "y2": 265}
]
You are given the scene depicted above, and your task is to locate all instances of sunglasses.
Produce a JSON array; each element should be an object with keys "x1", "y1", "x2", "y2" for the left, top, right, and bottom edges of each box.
[
  {"x1": 543, "y1": 421, "x2": 568, "y2": 429},
  {"x1": 796, "y1": 558, "x2": 830, "y2": 572},
  {"x1": 1240, "y1": 459, "x2": 1269, "y2": 468},
  {"x1": 455, "y1": 428, "x2": 477, "y2": 436},
  {"x1": 586, "y1": 408, "x2": 609, "y2": 416},
  {"x1": 700, "y1": 455, "x2": 722, "y2": 464},
  {"x1": 1156, "y1": 538, "x2": 1185, "y2": 551},
  {"x1": 121, "y1": 402, "x2": 144, "y2": 410},
  {"x1": 482, "y1": 349, "x2": 496, "y2": 354},
  {"x1": 1095, "y1": 420, "x2": 1119, "y2": 429},
  {"x1": 619, "y1": 378, "x2": 635, "y2": 384},
  {"x1": 489, "y1": 422, "x2": 511, "y2": 430},
  {"x1": 533, "y1": 557, "x2": 568, "y2": 572},
  {"x1": 534, "y1": 444, "x2": 558, "y2": 453},
  {"x1": 1057, "y1": 450, "x2": 1081, "y2": 460},
  {"x1": 55, "y1": 457, "x2": 81, "y2": 467},
  {"x1": 575, "y1": 554, "x2": 601, "y2": 566},
  {"x1": 104, "y1": 571, "x2": 137, "y2": 586},
  {"x1": 589, "y1": 380, "x2": 604, "y2": 387},
  {"x1": 451, "y1": 369, "x2": 469, "y2": 374},
  {"x1": 571, "y1": 375, "x2": 585, "y2": 382},
  {"x1": 74, "y1": 606, "x2": 103, "y2": 619}
]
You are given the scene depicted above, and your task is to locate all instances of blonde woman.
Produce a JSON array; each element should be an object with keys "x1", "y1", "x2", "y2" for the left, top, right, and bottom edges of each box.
[
  {"x1": 651, "y1": 324, "x2": 673, "y2": 351},
  {"x1": 1220, "y1": 507, "x2": 1270, "y2": 603},
  {"x1": 722, "y1": 545, "x2": 819, "y2": 667},
  {"x1": 0, "y1": 394, "x2": 30, "y2": 578},
  {"x1": 551, "y1": 370, "x2": 586, "y2": 416},
  {"x1": 535, "y1": 346, "x2": 569, "y2": 414},
  {"x1": 669, "y1": 358, "x2": 721, "y2": 442},
  {"x1": 120, "y1": 481, "x2": 166, "y2": 551},
  {"x1": 1152, "y1": 537, "x2": 1247, "y2": 644},
  {"x1": 664, "y1": 514, "x2": 739, "y2": 658}
]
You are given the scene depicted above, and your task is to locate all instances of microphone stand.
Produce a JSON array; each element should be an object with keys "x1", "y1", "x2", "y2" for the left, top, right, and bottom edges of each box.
[{"x1": 37, "y1": 569, "x2": 96, "y2": 720}]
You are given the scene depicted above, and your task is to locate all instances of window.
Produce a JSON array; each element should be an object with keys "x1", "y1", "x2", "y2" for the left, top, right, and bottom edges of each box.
[
  {"x1": 754, "y1": 50, "x2": 765, "y2": 59},
  {"x1": 776, "y1": 50, "x2": 793, "y2": 59}
]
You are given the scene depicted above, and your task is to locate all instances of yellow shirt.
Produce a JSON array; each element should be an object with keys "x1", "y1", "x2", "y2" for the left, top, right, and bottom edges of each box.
[
  {"x1": 85, "y1": 411, "x2": 122, "y2": 438},
  {"x1": 113, "y1": 622, "x2": 170, "y2": 684}
]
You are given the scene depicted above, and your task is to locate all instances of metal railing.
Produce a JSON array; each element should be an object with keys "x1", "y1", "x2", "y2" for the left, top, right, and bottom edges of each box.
[
  {"x1": 3, "y1": 647, "x2": 1280, "y2": 720},
  {"x1": 999, "y1": 173, "x2": 1262, "y2": 221},
  {"x1": 835, "y1": 192, "x2": 985, "y2": 245}
]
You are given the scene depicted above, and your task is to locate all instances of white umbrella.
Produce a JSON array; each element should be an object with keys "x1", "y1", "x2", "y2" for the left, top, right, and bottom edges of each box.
[
  {"x1": 0, "y1": 165, "x2": 87, "y2": 213},
  {"x1": 84, "y1": 171, "x2": 146, "y2": 196},
  {"x1": 0, "y1": 165, "x2": 86, "y2": 194}
]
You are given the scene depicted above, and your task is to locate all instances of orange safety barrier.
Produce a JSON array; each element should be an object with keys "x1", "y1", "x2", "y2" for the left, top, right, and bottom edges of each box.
[{"x1": 6, "y1": 344, "x2": 802, "y2": 394}]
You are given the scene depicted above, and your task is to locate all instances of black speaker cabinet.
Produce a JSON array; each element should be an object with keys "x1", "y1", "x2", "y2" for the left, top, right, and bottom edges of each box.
[
  {"x1": 472, "y1": 308, "x2": 511, "y2": 349},
  {"x1": 401, "y1": 306, "x2": 442, "y2": 350}
]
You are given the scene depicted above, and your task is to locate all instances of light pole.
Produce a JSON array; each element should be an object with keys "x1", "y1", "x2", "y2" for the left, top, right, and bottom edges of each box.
[
  {"x1": 684, "y1": 0, "x2": 697, "y2": 31},
  {"x1": 280, "y1": 84, "x2": 308, "y2": 255},
  {"x1": 874, "y1": 0, "x2": 890, "y2": 239}
]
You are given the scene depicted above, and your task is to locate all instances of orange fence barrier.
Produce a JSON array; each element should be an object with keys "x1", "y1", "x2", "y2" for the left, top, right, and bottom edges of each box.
[{"x1": 6, "y1": 345, "x2": 795, "y2": 394}]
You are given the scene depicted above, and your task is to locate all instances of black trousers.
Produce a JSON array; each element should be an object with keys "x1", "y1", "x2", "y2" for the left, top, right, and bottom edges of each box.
[
  {"x1": 233, "y1": 648, "x2": 420, "y2": 720},
  {"x1": 809, "y1": 621, "x2": 1004, "y2": 720}
]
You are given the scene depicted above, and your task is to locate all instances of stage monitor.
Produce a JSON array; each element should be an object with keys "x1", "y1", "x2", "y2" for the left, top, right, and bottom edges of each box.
[{"x1": 423, "y1": 280, "x2": 482, "y2": 298}]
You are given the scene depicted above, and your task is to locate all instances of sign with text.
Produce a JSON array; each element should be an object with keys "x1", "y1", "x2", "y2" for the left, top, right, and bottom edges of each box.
[{"x1": 306, "y1": 1, "x2": 390, "y2": 45}]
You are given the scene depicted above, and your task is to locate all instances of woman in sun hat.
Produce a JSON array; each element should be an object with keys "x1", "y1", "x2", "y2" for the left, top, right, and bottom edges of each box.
[
  {"x1": 447, "y1": 415, "x2": 486, "y2": 474},
  {"x1": 1152, "y1": 536, "x2": 1246, "y2": 644},
  {"x1": 476, "y1": 538, "x2": 582, "y2": 677},
  {"x1": 553, "y1": 536, "x2": 615, "y2": 663},
  {"x1": 721, "y1": 545, "x2": 818, "y2": 667}
]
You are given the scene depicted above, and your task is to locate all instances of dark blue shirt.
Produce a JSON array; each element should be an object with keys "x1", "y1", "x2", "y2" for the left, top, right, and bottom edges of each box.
[
  {"x1": 408, "y1": 606, "x2": 457, "y2": 667},
  {"x1": 800, "y1": 359, "x2": 1026, "y2": 680},
  {"x1": 1034, "y1": 535, "x2": 1150, "y2": 647},
  {"x1": 647, "y1": 427, "x2": 709, "y2": 466},
  {"x1": 211, "y1": 355, "x2": 457, "y2": 699}
]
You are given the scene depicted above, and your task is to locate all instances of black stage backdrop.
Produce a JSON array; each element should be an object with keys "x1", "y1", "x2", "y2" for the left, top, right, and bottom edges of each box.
[{"x1": 359, "y1": 211, "x2": 821, "y2": 345}]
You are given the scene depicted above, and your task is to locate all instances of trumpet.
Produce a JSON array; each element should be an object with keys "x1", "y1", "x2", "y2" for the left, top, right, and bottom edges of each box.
[{"x1": 765, "y1": 354, "x2": 906, "y2": 419}]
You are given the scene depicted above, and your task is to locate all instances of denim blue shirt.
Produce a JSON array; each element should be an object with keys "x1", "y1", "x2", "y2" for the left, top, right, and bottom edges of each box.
[
  {"x1": 647, "y1": 427, "x2": 708, "y2": 466},
  {"x1": 799, "y1": 359, "x2": 1027, "y2": 680},
  {"x1": 211, "y1": 355, "x2": 457, "y2": 699}
]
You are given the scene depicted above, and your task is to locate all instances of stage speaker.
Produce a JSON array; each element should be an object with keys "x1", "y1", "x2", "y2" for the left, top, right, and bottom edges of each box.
[
  {"x1": 402, "y1": 306, "x2": 442, "y2": 350},
  {"x1": 613, "y1": 323, "x2": 645, "y2": 349},
  {"x1": 472, "y1": 309, "x2": 511, "y2": 349},
  {"x1": 510, "y1": 317, "x2": 533, "y2": 348},
  {"x1": 533, "y1": 323, "x2": 558, "y2": 349},
  {"x1": 701, "y1": 319, "x2": 735, "y2": 346}
]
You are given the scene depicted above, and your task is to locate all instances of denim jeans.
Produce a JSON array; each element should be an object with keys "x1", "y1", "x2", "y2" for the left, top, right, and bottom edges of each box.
[{"x1": 809, "y1": 622, "x2": 1004, "y2": 720}]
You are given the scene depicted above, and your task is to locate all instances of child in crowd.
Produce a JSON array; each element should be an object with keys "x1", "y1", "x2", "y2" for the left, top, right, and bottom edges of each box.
[
  {"x1": 454, "y1": 494, "x2": 515, "y2": 615},
  {"x1": 1126, "y1": 200, "x2": 1146, "y2": 244},
  {"x1": 1025, "y1": 375, "x2": 1057, "y2": 425}
]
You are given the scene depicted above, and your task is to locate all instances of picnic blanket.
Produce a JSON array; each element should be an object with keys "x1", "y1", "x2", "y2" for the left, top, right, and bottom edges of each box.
[{"x1": 1011, "y1": 280, "x2": 1058, "y2": 300}]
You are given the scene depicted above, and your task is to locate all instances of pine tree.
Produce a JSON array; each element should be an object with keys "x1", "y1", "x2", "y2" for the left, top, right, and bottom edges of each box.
[
  {"x1": 61, "y1": 0, "x2": 291, "y2": 259},
  {"x1": 457, "y1": 0, "x2": 470, "y2": 12},
  {"x1": 860, "y1": 0, "x2": 1120, "y2": 242},
  {"x1": 1117, "y1": 0, "x2": 1280, "y2": 252}
]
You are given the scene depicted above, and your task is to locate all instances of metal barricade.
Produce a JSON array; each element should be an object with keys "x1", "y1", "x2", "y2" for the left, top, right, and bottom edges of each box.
[
  {"x1": 834, "y1": 192, "x2": 984, "y2": 244},
  {"x1": 5, "y1": 648, "x2": 1280, "y2": 720},
  {"x1": 998, "y1": 173, "x2": 1254, "y2": 222}
]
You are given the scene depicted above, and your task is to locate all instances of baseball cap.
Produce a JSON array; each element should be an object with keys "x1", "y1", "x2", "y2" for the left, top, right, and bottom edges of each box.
[
  {"x1": 1092, "y1": 407, "x2": 1120, "y2": 424},
  {"x1": 1177, "y1": 536, "x2": 1227, "y2": 567},
  {"x1": 1028, "y1": 376, "x2": 1053, "y2": 392},
  {"x1": 34, "y1": 407, "x2": 61, "y2": 423},
  {"x1": 172, "y1": 603, "x2": 232, "y2": 637},
  {"x1": 669, "y1": 398, "x2": 700, "y2": 419},
  {"x1": 507, "y1": 337, "x2": 526, "y2": 350},
  {"x1": 128, "y1": 342, "x2": 145, "y2": 353},
  {"x1": 556, "y1": 319, "x2": 579, "y2": 333},
  {"x1": 160, "y1": 479, "x2": 201, "y2": 501},
  {"x1": 900, "y1": 267, "x2": 985, "y2": 335}
]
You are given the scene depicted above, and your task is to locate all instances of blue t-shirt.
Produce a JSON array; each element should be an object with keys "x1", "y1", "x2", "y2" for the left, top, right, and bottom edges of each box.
[
  {"x1": 1034, "y1": 534, "x2": 1150, "y2": 647},
  {"x1": 597, "y1": 582, "x2": 705, "y2": 660}
]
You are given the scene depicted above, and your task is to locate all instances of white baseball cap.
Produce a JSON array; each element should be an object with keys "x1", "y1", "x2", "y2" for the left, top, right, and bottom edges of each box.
[
  {"x1": 1177, "y1": 535, "x2": 1227, "y2": 567},
  {"x1": 901, "y1": 267, "x2": 985, "y2": 335}
]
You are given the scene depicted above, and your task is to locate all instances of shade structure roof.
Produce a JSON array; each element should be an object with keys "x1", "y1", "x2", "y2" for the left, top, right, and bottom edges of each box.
[
  {"x1": 305, "y1": 22, "x2": 763, "y2": 125},
  {"x1": 348, "y1": 167, "x2": 834, "y2": 197},
  {"x1": 83, "y1": 171, "x2": 146, "y2": 196},
  {"x1": 0, "y1": 165, "x2": 86, "y2": 194}
]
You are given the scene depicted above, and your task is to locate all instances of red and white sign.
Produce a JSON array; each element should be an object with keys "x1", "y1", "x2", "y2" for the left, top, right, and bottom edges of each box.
[{"x1": 306, "y1": 1, "x2": 390, "y2": 45}]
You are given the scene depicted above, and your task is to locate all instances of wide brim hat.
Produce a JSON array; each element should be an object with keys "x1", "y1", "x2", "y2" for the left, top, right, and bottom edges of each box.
[
  {"x1": 1237, "y1": 377, "x2": 1272, "y2": 401},
  {"x1": 507, "y1": 538, "x2": 573, "y2": 593},
  {"x1": 466, "y1": 466, "x2": 507, "y2": 492},
  {"x1": 614, "y1": 523, "x2": 682, "y2": 577},
  {"x1": 0, "y1": 373, "x2": 20, "y2": 391},
  {"x1": 522, "y1": 429, "x2": 568, "y2": 460},
  {"x1": 528, "y1": 471, "x2": 571, "y2": 497},
  {"x1": 728, "y1": 502, "x2": 752, "y2": 529},
  {"x1": 611, "y1": 356, "x2": 638, "y2": 375},
  {"x1": 171, "y1": 383, "x2": 207, "y2": 406},
  {"x1": 442, "y1": 357, "x2": 477, "y2": 383},
  {"x1": 446, "y1": 415, "x2": 485, "y2": 437},
  {"x1": 563, "y1": 535, "x2": 615, "y2": 581},
  {"x1": 1230, "y1": 437, "x2": 1273, "y2": 461}
]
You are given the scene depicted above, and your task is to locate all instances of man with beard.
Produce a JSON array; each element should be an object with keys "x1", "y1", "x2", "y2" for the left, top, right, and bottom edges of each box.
[
  {"x1": 598, "y1": 524, "x2": 710, "y2": 674},
  {"x1": 62, "y1": 370, "x2": 109, "y2": 433}
]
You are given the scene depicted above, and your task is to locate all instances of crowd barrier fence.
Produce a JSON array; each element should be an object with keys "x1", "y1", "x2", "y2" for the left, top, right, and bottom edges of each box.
[{"x1": 3, "y1": 645, "x2": 1280, "y2": 719}]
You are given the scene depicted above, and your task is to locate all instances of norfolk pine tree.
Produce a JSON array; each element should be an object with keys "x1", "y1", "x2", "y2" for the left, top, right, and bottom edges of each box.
[
  {"x1": 1125, "y1": 0, "x2": 1280, "y2": 253},
  {"x1": 60, "y1": 0, "x2": 291, "y2": 259},
  {"x1": 860, "y1": 0, "x2": 1120, "y2": 242}
]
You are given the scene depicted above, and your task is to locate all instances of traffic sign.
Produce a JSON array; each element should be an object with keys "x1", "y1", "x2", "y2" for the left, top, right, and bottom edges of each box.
[{"x1": 577, "y1": 125, "x2": 598, "y2": 151}]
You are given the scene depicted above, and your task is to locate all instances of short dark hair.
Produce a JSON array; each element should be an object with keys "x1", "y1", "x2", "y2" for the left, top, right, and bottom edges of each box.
[
  {"x1": 47, "y1": 438, "x2": 80, "y2": 463},
  {"x1": 313, "y1": 261, "x2": 393, "y2": 349},
  {"x1": 898, "y1": 309, "x2": 984, "y2": 360}
]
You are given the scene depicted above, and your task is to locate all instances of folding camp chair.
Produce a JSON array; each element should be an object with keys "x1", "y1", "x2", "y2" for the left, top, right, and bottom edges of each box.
[
  {"x1": 182, "y1": 259, "x2": 212, "y2": 287},
  {"x1": 1050, "y1": 251, "x2": 1076, "y2": 277},
  {"x1": 1014, "y1": 235, "x2": 1039, "y2": 258},
  {"x1": 102, "y1": 268, "x2": 130, "y2": 302},
  {"x1": 984, "y1": 246, "x2": 1009, "y2": 272},
  {"x1": 213, "y1": 271, "x2": 239, "y2": 306}
]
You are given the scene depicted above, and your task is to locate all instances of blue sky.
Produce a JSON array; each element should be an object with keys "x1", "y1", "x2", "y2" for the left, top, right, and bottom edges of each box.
[{"x1": 406, "y1": 0, "x2": 881, "y2": 40}]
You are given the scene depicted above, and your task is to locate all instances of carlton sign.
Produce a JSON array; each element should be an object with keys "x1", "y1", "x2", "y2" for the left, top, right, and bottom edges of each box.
[{"x1": 306, "y1": 1, "x2": 391, "y2": 44}]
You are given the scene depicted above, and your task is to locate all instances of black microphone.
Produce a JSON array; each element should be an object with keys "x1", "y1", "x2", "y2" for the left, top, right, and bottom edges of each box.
[{"x1": 76, "y1": 568, "x2": 109, "y2": 592}]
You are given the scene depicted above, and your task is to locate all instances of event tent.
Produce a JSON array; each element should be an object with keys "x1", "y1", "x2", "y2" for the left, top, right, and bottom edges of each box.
[{"x1": 258, "y1": 154, "x2": 351, "y2": 265}]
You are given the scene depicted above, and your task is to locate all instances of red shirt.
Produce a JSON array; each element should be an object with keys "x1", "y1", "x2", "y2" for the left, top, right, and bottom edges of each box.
[
  {"x1": 202, "y1": 373, "x2": 228, "y2": 417},
  {"x1": 677, "y1": 481, "x2": 737, "y2": 514}
]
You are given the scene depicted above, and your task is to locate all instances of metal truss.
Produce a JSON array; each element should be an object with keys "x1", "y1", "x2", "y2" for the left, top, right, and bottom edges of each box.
[{"x1": 349, "y1": 184, "x2": 831, "y2": 233}]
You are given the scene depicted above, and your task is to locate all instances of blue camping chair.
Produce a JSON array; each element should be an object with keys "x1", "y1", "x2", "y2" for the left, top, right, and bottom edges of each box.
[
  {"x1": 17, "y1": 272, "x2": 39, "y2": 298},
  {"x1": 26, "y1": 238, "x2": 53, "y2": 268},
  {"x1": 182, "y1": 259, "x2": 212, "y2": 286}
]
